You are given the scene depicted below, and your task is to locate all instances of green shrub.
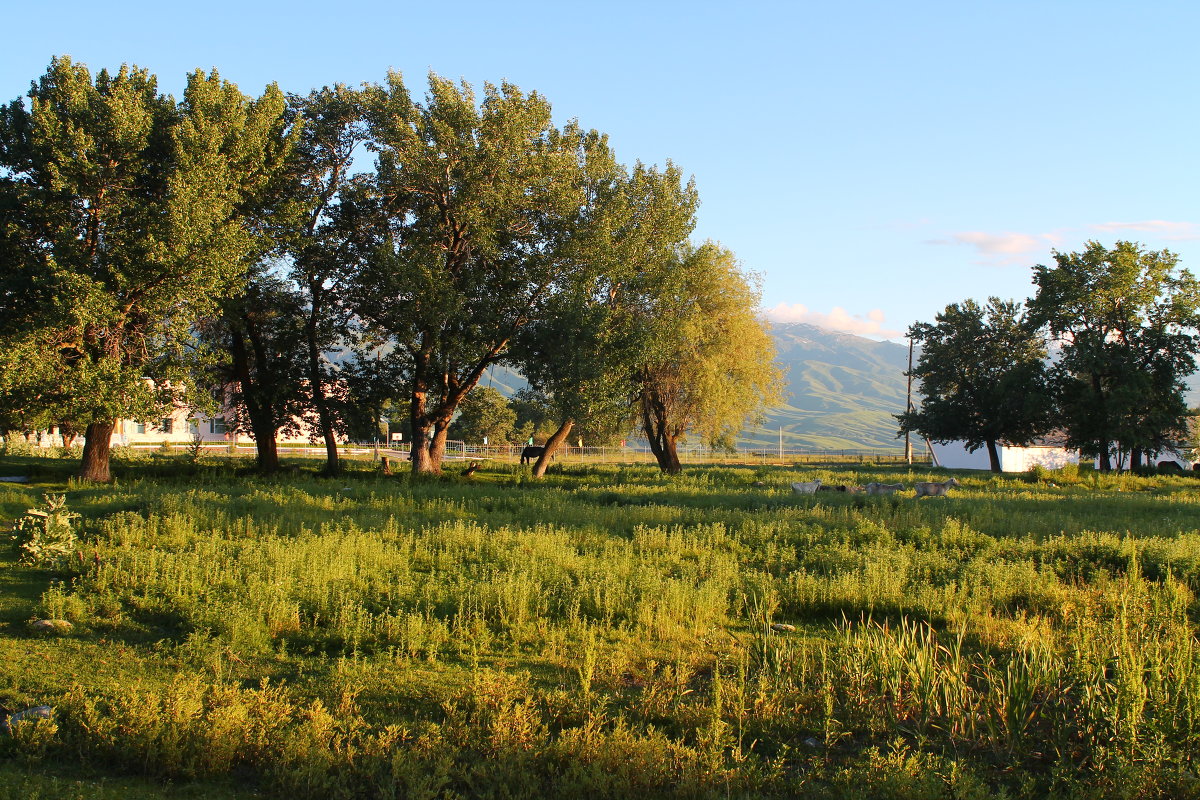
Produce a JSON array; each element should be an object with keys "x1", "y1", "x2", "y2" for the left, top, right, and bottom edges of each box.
[
  {"x1": 1, "y1": 435, "x2": 33, "y2": 456},
  {"x1": 9, "y1": 494, "x2": 79, "y2": 569}
]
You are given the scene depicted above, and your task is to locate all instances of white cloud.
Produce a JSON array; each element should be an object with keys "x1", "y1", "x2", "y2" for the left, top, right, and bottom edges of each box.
[
  {"x1": 1089, "y1": 220, "x2": 1200, "y2": 240},
  {"x1": 765, "y1": 302, "x2": 903, "y2": 339},
  {"x1": 926, "y1": 230, "x2": 1056, "y2": 264},
  {"x1": 927, "y1": 221, "x2": 1200, "y2": 265}
]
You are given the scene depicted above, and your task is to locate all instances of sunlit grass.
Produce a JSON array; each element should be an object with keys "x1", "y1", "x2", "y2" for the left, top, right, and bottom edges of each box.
[{"x1": 2, "y1": 452, "x2": 1200, "y2": 798}]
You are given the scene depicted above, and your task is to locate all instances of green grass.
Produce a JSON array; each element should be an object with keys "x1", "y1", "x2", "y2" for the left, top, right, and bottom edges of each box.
[{"x1": 1, "y1": 452, "x2": 1200, "y2": 798}]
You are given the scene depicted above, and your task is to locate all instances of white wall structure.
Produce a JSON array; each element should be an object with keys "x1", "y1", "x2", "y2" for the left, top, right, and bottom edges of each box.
[
  {"x1": 40, "y1": 406, "x2": 336, "y2": 449},
  {"x1": 930, "y1": 440, "x2": 1080, "y2": 472}
]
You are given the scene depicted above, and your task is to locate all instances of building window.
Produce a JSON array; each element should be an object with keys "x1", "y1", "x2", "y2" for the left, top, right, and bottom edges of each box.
[
  {"x1": 160, "y1": 418, "x2": 174, "y2": 434},
  {"x1": 134, "y1": 422, "x2": 146, "y2": 434},
  {"x1": 209, "y1": 417, "x2": 227, "y2": 435}
]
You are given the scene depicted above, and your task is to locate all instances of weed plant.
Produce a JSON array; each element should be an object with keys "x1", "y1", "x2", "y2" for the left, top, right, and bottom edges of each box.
[{"x1": 1, "y1": 454, "x2": 1200, "y2": 797}]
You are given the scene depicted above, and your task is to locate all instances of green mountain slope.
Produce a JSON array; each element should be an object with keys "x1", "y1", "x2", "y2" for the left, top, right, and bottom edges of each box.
[
  {"x1": 476, "y1": 322, "x2": 910, "y2": 450},
  {"x1": 354, "y1": 321, "x2": 1200, "y2": 451},
  {"x1": 742, "y1": 323, "x2": 910, "y2": 450}
]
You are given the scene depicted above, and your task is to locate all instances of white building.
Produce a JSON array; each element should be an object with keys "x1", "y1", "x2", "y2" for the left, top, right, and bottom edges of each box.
[
  {"x1": 929, "y1": 438, "x2": 1080, "y2": 472},
  {"x1": 36, "y1": 402, "x2": 333, "y2": 450}
]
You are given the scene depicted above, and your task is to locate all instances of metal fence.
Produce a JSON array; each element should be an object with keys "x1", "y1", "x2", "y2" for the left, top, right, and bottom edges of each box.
[{"x1": 126, "y1": 439, "x2": 918, "y2": 465}]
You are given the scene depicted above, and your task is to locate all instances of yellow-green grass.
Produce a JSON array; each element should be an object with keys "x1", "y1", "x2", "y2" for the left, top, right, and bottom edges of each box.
[{"x1": 1, "y1": 451, "x2": 1199, "y2": 798}]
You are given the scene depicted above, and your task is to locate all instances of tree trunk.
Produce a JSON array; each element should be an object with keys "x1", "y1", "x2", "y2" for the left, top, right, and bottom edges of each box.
[
  {"x1": 655, "y1": 436, "x2": 683, "y2": 474},
  {"x1": 317, "y1": 409, "x2": 340, "y2": 474},
  {"x1": 1098, "y1": 440, "x2": 1112, "y2": 472},
  {"x1": 250, "y1": 425, "x2": 280, "y2": 473},
  {"x1": 408, "y1": 379, "x2": 436, "y2": 472},
  {"x1": 1130, "y1": 448, "x2": 1143, "y2": 472},
  {"x1": 533, "y1": 418, "x2": 574, "y2": 477},
  {"x1": 985, "y1": 440, "x2": 1002, "y2": 473},
  {"x1": 228, "y1": 322, "x2": 282, "y2": 474},
  {"x1": 254, "y1": 438, "x2": 279, "y2": 474},
  {"x1": 410, "y1": 433, "x2": 435, "y2": 473},
  {"x1": 429, "y1": 418, "x2": 451, "y2": 472},
  {"x1": 58, "y1": 422, "x2": 78, "y2": 449},
  {"x1": 78, "y1": 420, "x2": 116, "y2": 482},
  {"x1": 640, "y1": 390, "x2": 683, "y2": 474},
  {"x1": 305, "y1": 314, "x2": 340, "y2": 476}
]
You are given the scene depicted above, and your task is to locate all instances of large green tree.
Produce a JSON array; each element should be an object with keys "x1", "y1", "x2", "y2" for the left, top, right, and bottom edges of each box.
[
  {"x1": 898, "y1": 298, "x2": 1054, "y2": 472},
  {"x1": 0, "y1": 57, "x2": 294, "y2": 481},
  {"x1": 632, "y1": 242, "x2": 783, "y2": 474},
  {"x1": 355, "y1": 73, "x2": 614, "y2": 473},
  {"x1": 509, "y1": 162, "x2": 699, "y2": 477},
  {"x1": 1027, "y1": 241, "x2": 1200, "y2": 471}
]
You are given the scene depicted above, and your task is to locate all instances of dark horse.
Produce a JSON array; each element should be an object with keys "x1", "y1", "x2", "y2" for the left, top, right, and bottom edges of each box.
[{"x1": 520, "y1": 445, "x2": 546, "y2": 465}]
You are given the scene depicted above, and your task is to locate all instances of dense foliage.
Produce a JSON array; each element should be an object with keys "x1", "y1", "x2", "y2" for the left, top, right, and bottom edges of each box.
[
  {"x1": 900, "y1": 298, "x2": 1054, "y2": 472},
  {"x1": 1029, "y1": 240, "x2": 1200, "y2": 471},
  {"x1": 0, "y1": 57, "x2": 295, "y2": 482},
  {"x1": 1, "y1": 58, "x2": 780, "y2": 480},
  {"x1": 907, "y1": 242, "x2": 1200, "y2": 472}
]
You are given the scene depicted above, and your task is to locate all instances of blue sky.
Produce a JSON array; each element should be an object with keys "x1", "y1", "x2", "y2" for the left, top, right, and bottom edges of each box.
[{"x1": 4, "y1": 1, "x2": 1197, "y2": 341}]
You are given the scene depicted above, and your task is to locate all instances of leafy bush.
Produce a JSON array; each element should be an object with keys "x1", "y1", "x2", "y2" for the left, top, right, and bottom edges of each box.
[
  {"x1": 1054, "y1": 461, "x2": 1080, "y2": 484},
  {"x1": 1026, "y1": 464, "x2": 1050, "y2": 483},
  {"x1": 10, "y1": 494, "x2": 80, "y2": 569},
  {"x1": 1, "y1": 435, "x2": 33, "y2": 456}
]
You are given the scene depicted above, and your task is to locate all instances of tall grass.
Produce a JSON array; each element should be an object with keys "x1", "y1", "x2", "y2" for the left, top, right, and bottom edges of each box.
[{"x1": 2, "y1": 456, "x2": 1200, "y2": 797}]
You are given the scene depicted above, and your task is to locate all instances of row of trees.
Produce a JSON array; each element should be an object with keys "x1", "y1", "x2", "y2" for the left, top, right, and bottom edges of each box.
[
  {"x1": 900, "y1": 241, "x2": 1200, "y2": 472},
  {"x1": 0, "y1": 57, "x2": 782, "y2": 480}
]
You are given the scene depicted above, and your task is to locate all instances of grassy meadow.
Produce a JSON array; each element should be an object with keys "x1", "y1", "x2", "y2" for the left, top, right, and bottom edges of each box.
[{"x1": 0, "y1": 450, "x2": 1199, "y2": 798}]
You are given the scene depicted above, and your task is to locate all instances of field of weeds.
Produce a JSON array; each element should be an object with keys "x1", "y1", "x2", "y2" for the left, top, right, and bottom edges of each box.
[{"x1": 0, "y1": 452, "x2": 1198, "y2": 799}]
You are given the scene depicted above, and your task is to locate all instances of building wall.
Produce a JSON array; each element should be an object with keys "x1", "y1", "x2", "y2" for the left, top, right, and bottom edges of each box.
[
  {"x1": 40, "y1": 407, "x2": 332, "y2": 448},
  {"x1": 111, "y1": 408, "x2": 334, "y2": 446},
  {"x1": 931, "y1": 440, "x2": 1080, "y2": 472},
  {"x1": 999, "y1": 445, "x2": 1079, "y2": 472},
  {"x1": 929, "y1": 441, "x2": 991, "y2": 470}
]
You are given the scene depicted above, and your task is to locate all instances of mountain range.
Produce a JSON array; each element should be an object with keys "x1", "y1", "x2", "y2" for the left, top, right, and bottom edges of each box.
[
  {"x1": 741, "y1": 322, "x2": 909, "y2": 451},
  {"x1": 478, "y1": 321, "x2": 912, "y2": 451}
]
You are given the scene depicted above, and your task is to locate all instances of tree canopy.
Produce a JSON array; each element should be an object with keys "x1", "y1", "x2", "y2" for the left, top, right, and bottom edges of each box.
[
  {"x1": 0, "y1": 57, "x2": 295, "y2": 480},
  {"x1": 353, "y1": 73, "x2": 617, "y2": 473},
  {"x1": 633, "y1": 242, "x2": 784, "y2": 473},
  {"x1": 1028, "y1": 240, "x2": 1200, "y2": 470},
  {"x1": 899, "y1": 298, "x2": 1054, "y2": 472},
  {"x1": 507, "y1": 161, "x2": 698, "y2": 475}
]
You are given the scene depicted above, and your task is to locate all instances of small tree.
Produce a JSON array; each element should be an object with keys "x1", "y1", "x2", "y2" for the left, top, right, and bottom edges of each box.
[
  {"x1": 509, "y1": 388, "x2": 559, "y2": 446},
  {"x1": 10, "y1": 494, "x2": 79, "y2": 570},
  {"x1": 633, "y1": 242, "x2": 783, "y2": 474},
  {"x1": 204, "y1": 270, "x2": 311, "y2": 473},
  {"x1": 899, "y1": 298, "x2": 1054, "y2": 472},
  {"x1": 276, "y1": 86, "x2": 374, "y2": 475},
  {"x1": 449, "y1": 387, "x2": 517, "y2": 446},
  {"x1": 340, "y1": 349, "x2": 409, "y2": 445}
]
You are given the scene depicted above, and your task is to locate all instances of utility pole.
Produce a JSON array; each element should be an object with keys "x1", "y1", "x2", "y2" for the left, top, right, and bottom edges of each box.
[{"x1": 904, "y1": 337, "x2": 914, "y2": 465}]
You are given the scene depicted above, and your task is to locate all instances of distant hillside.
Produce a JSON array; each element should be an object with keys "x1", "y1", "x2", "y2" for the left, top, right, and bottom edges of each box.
[
  {"x1": 477, "y1": 322, "x2": 910, "y2": 450},
  {"x1": 741, "y1": 323, "x2": 909, "y2": 450},
  {"x1": 367, "y1": 322, "x2": 1200, "y2": 451}
]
